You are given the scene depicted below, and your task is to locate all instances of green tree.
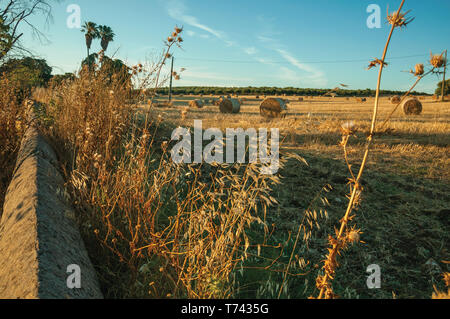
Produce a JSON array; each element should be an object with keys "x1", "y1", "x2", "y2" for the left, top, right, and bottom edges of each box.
[
  {"x1": 98, "y1": 25, "x2": 115, "y2": 53},
  {"x1": 0, "y1": 1, "x2": 53, "y2": 62},
  {"x1": 0, "y1": 17, "x2": 13, "y2": 60},
  {"x1": 81, "y1": 21, "x2": 99, "y2": 59},
  {"x1": 0, "y1": 57, "x2": 52, "y2": 88},
  {"x1": 435, "y1": 79, "x2": 450, "y2": 96},
  {"x1": 51, "y1": 72, "x2": 75, "y2": 85}
]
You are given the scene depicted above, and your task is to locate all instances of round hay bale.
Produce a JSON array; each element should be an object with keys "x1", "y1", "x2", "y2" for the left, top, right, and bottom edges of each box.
[
  {"x1": 402, "y1": 98, "x2": 422, "y2": 115},
  {"x1": 189, "y1": 99, "x2": 204, "y2": 109},
  {"x1": 219, "y1": 98, "x2": 241, "y2": 114},
  {"x1": 390, "y1": 95, "x2": 401, "y2": 104},
  {"x1": 298, "y1": 97, "x2": 304, "y2": 102},
  {"x1": 260, "y1": 98, "x2": 287, "y2": 118}
]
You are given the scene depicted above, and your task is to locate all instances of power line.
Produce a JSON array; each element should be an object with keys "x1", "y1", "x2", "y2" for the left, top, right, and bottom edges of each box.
[{"x1": 177, "y1": 53, "x2": 428, "y2": 65}]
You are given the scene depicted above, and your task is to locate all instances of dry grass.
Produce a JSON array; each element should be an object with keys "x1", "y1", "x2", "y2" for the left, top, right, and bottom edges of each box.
[
  {"x1": 0, "y1": 75, "x2": 27, "y2": 218},
  {"x1": 32, "y1": 64, "x2": 286, "y2": 299}
]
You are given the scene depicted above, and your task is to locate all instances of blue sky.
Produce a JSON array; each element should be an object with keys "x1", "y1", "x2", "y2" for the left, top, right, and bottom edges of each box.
[{"x1": 19, "y1": 0, "x2": 450, "y2": 93}]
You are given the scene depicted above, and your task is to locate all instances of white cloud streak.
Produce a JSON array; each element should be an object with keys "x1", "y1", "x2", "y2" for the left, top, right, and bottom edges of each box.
[
  {"x1": 167, "y1": 0, "x2": 226, "y2": 41},
  {"x1": 275, "y1": 49, "x2": 326, "y2": 85}
]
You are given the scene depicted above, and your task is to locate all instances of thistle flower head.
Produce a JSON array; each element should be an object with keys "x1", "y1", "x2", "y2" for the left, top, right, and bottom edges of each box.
[
  {"x1": 430, "y1": 52, "x2": 446, "y2": 68},
  {"x1": 341, "y1": 121, "x2": 357, "y2": 135},
  {"x1": 410, "y1": 63, "x2": 424, "y2": 76},
  {"x1": 387, "y1": 8, "x2": 414, "y2": 28},
  {"x1": 367, "y1": 58, "x2": 388, "y2": 70},
  {"x1": 347, "y1": 229, "x2": 361, "y2": 244}
]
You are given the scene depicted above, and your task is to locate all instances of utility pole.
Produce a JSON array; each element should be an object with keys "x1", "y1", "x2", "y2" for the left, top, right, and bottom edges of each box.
[
  {"x1": 169, "y1": 56, "x2": 174, "y2": 102},
  {"x1": 441, "y1": 50, "x2": 447, "y2": 102}
]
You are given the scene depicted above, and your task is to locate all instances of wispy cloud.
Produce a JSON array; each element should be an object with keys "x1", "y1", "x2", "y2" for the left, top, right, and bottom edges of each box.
[
  {"x1": 275, "y1": 49, "x2": 326, "y2": 85},
  {"x1": 166, "y1": 0, "x2": 228, "y2": 43},
  {"x1": 257, "y1": 35, "x2": 275, "y2": 43},
  {"x1": 166, "y1": 2, "x2": 326, "y2": 87},
  {"x1": 244, "y1": 47, "x2": 258, "y2": 55}
]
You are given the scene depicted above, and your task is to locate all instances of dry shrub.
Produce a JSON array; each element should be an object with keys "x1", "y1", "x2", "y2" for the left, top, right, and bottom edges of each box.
[
  {"x1": 402, "y1": 97, "x2": 422, "y2": 115},
  {"x1": 260, "y1": 98, "x2": 287, "y2": 118},
  {"x1": 390, "y1": 95, "x2": 401, "y2": 104},
  {"x1": 0, "y1": 75, "x2": 28, "y2": 217},
  {"x1": 219, "y1": 98, "x2": 241, "y2": 114}
]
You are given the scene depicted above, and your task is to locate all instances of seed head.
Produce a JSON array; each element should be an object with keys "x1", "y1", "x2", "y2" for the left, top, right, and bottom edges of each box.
[
  {"x1": 341, "y1": 121, "x2": 357, "y2": 135},
  {"x1": 347, "y1": 230, "x2": 360, "y2": 244},
  {"x1": 413, "y1": 63, "x2": 424, "y2": 76},
  {"x1": 367, "y1": 58, "x2": 388, "y2": 70},
  {"x1": 387, "y1": 9, "x2": 414, "y2": 28},
  {"x1": 430, "y1": 52, "x2": 446, "y2": 68}
]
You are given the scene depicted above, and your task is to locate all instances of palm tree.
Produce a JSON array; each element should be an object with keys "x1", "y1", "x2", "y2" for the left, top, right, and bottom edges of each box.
[
  {"x1": 81, "y1": 22, "x2": 99, "y2": 59},
  {"x1": 98, "y1": 25, "x2": 115, "y2": 53}
]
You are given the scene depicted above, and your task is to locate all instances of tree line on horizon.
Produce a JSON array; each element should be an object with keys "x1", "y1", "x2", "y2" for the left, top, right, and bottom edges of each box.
[{"x1": 155, "y1": 86, "x2": 434, "y2": 97}]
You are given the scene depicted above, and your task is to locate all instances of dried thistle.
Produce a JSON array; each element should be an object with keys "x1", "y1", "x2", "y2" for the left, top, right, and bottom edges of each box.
[
  {"x1": 410, "y1": 63, "x2": 424, "y2": 76},
  {"x1": 367, "y1": 58, "x2": 388, "y2": 70},
  {"x1": 387, "y1": 8, "x2": 414, "y2": 28},
  {"x1": 341, "y1": 121, "x2": 357, "y2": 135},
  {"x1": 430, "y1": 51, "x2": 446, "y2": 68}
]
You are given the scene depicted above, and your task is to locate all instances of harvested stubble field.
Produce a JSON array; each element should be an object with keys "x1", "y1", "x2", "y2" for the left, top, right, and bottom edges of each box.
[{"x1": 142, "y1": 95, "x2": 450, "y2": 298}]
